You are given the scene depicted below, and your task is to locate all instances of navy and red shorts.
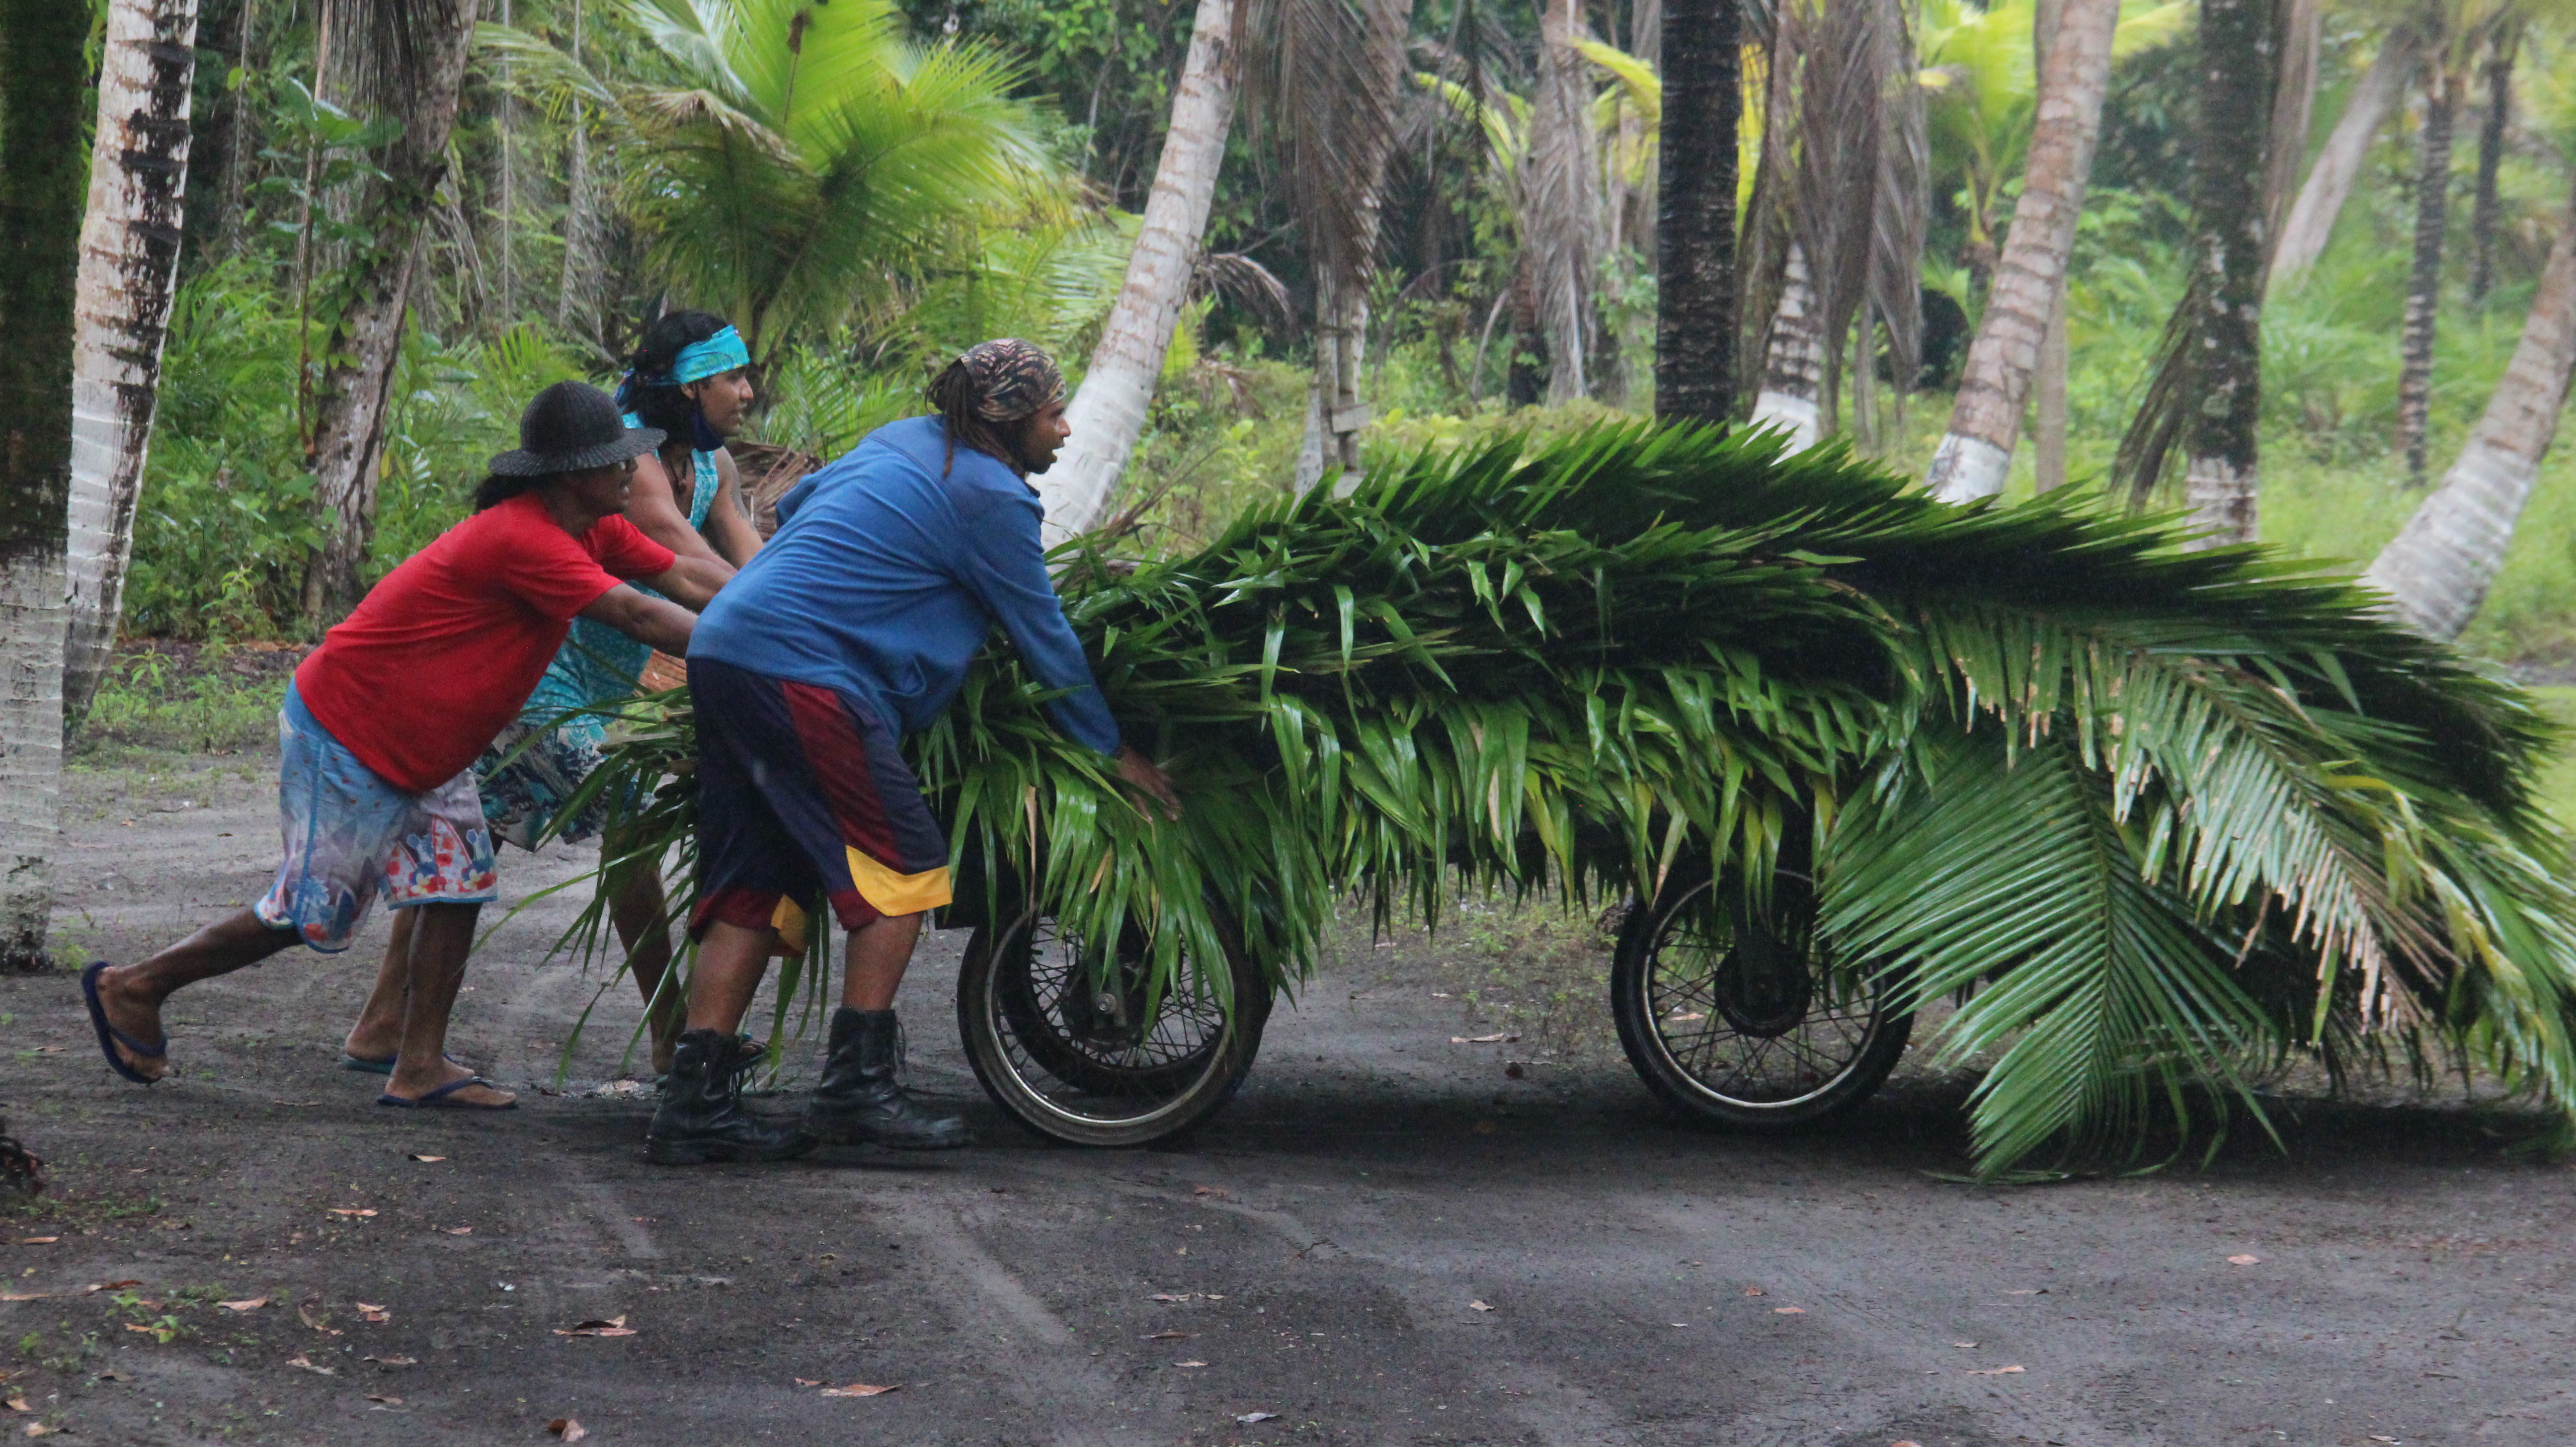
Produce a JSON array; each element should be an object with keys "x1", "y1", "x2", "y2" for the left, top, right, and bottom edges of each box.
[{"x1": 685, "y1": 657, "x2": 953, "y2": 944}]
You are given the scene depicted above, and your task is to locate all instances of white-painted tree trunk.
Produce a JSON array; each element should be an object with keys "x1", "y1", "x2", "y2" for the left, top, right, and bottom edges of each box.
[
  {"x1": 2364, "y1": 210, "x2": 2576, "y2": 641},
  {"x1": 0, "y1": 547, "x2": 66, "y2": 966},
  {"x1": 1750, "y1": 244, "x2": 1823, "y2": 451},
  {"x1": 1038, "y1": 0, "x2": 1240, "y2": 544},
  {"x1": 1925, "y1": 0, "x2": 2119, "y2": 504},
  {"x1": 65, "y1": 0, "x2": 199, "y2": 730},
  {"x1": 2270, "y1": 25, "x2": 2419, "y2": 294}
]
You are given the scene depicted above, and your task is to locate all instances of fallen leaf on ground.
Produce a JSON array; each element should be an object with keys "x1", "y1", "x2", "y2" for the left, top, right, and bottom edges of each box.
[
  {"x1": 362, "y1": 1355, "x2": 416, "y2": 1367},
  {"x1": 1892, "y1": 1441, "x2": 1924, "y2": 1447},
  {"x1": 440, "y1": 1227, "x2": 472, "y2": 1235},
  {"x1": 2003, "y1": 1289, "x2": 2045, "y2": 1295},
  {"x1": 554, "y1": 1316, "x2": 636, "y2": 1338},
  {"x1": 297, "y1": 1304, "x2": 342, "y2": 1336},
  {"x1": 1450, "y1": 1034, "x2": 1519, "y2": 1044},
  {"x1": 1146, "y1": 1331, "x2": 1191, "y2": 1340},
  {"x1": 1149, "y1": 1292, "x2": 1198, "y2": 1302},
  {"x1": 357, "y1": 1303, "x2": 390, "y2": 1324},
  {"x1": 85, "y1": 1281, "x2": 140, "y2": 1292},
  {"x1": 216, "y1": 1296, "x2": 267, "y2": 1312},
  {"x1": 1237, "y1": 1411, "x2": 1280, "y2": 1424},
  {"x1": 547, "y1": 1419, "x2": 588, "y2": 1442},
  {"x1": 123, "y1": 1323, "x2": 160, "y2": 1335},
  {"x1": 2, "y1": 1398, "x2": 23, "y2": 1413},
  {"x1": 326, "y1": 1208, "x2": 377, "y2": 1218},
  {"x1": 2227, "y1": 1254, "x2": 2261, "y2": 1266},
  {"x1": 1467, "y1": 1301, "x2": 1493, "y2": 1313},
  {"x1": 407, "y1": 1154, "x2": 446, "y2": 1163},
  {"x1": 1743, "y1": 1286, "x2": 1764, "y2": 1297},
  {"x1": 0, "y1": 1295, "x2": 46, "y2": 1304},
  {"x1": 14, "y1": 1240, "x2": 52, "y2": 1247},
  {"x1": 1192, "y1": 1186, "x2": 1228, "y2": 1198},
  {"x1": 1172, "y1": 1361, "x2": 1208, "y2": 1368},
  {"x1": 1773, "y1": 1307, "x2": 1805, "y2": 1315},
  {"x1": 89, "y1": 1373, "x2": 123, "y2": 1383},
  {"x1": 25, "y1": 1423, "x2": 54, "y2": 1437},
  {"x1": 794, "y1": 1378, "x2": 821, "y2": 1387},
  {"x1": 285, "y1": 1354, "x2": 336, "y2": 1376},
  {"x1": 819, "y1": 1383, "x2": 899, "y2": 1398},
  {"x1": 1966, "y1": 1365, "x2": 2025, "y2": 1376},
  {"x1": 1952, "y1": 1341, "x2": 1977, "y2": 1348},
  {"x1": 365, "y1": 1394, "x2": 402, "y2": 1406}
]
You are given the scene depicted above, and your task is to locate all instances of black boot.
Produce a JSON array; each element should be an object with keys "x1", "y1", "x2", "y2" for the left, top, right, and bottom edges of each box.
[
  {"x1": 646, "y1": 1030, "x2": 817, "y2": 1165},
  {"x1": 803, "y1": 1008, "x2": 972, "y2": 1149}
]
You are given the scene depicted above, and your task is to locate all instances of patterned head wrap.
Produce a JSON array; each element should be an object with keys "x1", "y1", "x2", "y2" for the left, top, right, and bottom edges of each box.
[{"x1": 956, "y1": 338, "x2": 1065, "y2": 423}]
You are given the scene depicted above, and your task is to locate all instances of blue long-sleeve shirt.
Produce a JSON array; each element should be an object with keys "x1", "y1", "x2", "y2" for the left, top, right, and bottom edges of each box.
[{"x1": 688, "y1": 416, "x2": 1122, "y2": 756}]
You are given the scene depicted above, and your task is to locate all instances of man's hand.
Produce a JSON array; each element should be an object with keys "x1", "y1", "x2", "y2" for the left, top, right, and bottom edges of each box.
[{"x1": 1113, "y1": 745, "x2": 1181, "y2": 821}]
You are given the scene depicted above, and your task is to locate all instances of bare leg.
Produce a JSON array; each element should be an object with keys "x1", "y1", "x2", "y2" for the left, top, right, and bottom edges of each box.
[
  {"x1": 686, "y1": 921, "x2": 774, "y2": 1035},
  {"x1": 841, "y1": 912, "x2": 924, "y2": 1011},
  {"x1": 342, "y1": 908, "x2": 415, "y2": 1061},
  {"x1": 381, "y1": 902, "x2": 512, "y2": 1108},
  {"x1": 610, "y1": 867, "x2": 682, "y2": 1073},
  {"x1": 94, "y1": 910, "x2": 301, "y2": 1081}
]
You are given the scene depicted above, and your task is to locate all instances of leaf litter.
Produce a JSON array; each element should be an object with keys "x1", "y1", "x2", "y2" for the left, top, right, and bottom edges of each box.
[
  {"x1": 819, "y1": 1383, "x2": 899, "y2": 1398},
  {"x1": 547, "y1": 1419, "x2": 588, "y2": 1442},
  {"x1": 555, "y1": 1316, "x2": 637, "y2": 1338}
]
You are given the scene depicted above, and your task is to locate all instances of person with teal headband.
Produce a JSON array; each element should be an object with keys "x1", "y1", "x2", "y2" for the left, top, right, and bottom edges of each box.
[{"x1": 338, "y1": 311, "x2": 765, "y2": 1081}]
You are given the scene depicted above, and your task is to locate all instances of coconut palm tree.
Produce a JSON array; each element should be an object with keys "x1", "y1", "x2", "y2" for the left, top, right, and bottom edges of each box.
[
  {"x1": 1039, "y1": 0, "x2": 1243, "y2": 543},
  {"x1": 2396, "y1": 1, "x2": 2526, "y2": 486},
  {"x1": 2367, "y1": 186, "x2": 2576, "y2": 640},
  {"x1": 613, "y1": 0, "x2": 1054, "y2": 374},
  {"x1": 1924, "y1": 0, "x2": 2120, "y2": 502},
  {"x1": 65, "y1": 0, "x2": 203, "y2": 731},
  {"x1": 1656, "y1": 0, "x2": 1743, "y2": 424},
  {"x1": 2270, "y1": 22, "x2": 2422, "y2": 294},
  {"x1": 2113, "y1": 0, "x2": 2316, "y2": 544},
  {"x1": 2468, "y1": 21, "x2": 2520, "y2": 303},
  {"x1": 0, "y1": 0, "x2": 90, "y2": 967},
  {"x1": 299, "y1": 0, "x2": 481, "y2": 625}
]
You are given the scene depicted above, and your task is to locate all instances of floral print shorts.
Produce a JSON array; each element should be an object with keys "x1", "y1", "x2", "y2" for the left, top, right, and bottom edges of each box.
[{"x1": 251, "y1": 684, "x2": 499, "y2": 953}]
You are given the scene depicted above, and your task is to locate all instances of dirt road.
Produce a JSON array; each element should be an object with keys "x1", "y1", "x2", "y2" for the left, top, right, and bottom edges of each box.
[{"x1": 0, "y1": 749, "x2": 2569, "y2": 1446}]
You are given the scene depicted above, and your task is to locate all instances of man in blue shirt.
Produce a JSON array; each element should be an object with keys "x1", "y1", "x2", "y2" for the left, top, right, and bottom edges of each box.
[{"x1": 650, "y1": 339, "x2": 1180, "y2": 1165}]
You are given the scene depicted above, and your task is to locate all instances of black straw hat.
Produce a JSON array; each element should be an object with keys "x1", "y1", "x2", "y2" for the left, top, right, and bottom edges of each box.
[{"x1": 488, "y1": 381, "x2": 666, "y2": 477}]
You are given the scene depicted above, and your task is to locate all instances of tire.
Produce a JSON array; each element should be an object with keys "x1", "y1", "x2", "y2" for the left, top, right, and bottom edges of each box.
[
  {"x1": 958, "y1": 906, "x2": 1272, "y2": 1147},
  {"x1": 1610, "y1": 868, "x2": 1910, "y2": 1131}
]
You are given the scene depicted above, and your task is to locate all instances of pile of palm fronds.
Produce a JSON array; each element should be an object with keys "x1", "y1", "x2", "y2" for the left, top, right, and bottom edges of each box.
[{"x1": 561, "y1": 421, "x2": 2576, "y2": 1177}]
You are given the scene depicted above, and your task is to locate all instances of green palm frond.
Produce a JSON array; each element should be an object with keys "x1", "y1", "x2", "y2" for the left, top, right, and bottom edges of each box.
[{"x1": 559, "y1": 423, "x2": 2576, "y2": 1178}]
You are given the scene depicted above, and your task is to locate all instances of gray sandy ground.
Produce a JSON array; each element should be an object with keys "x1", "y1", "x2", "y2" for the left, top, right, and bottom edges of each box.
[{"x1": 0, "y1": 747, "x2": 2571, "y2": 1446}]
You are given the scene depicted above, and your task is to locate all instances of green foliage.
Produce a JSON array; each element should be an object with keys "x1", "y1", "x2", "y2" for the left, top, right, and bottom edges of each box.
[{"x1": 562, "y1": 423, "x2": 2576, "y2": 1177}]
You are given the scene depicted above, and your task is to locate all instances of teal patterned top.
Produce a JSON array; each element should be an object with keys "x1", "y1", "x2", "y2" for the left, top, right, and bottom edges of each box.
[{"x1": 517, "y1": 425, "x2": 720, "y2": 730}]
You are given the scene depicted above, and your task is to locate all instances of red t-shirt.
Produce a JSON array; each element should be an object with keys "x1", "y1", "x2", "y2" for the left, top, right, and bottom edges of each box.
[{"x1": 294, "y1": 494, "x2": 677, "y2": 792}]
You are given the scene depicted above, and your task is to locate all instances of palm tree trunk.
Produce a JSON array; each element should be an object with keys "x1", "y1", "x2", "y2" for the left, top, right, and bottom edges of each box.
[
  {"x1": 2180, "y1": 0, "x2": 2278, "y2": 546},
  {"x1": 1040, "y1": 0, "x2": 1240, "y2": 541},
  {"x1": 65, "y1": 0, "x2": 203, "y2": 733},
  {"x1": 2366, "y1": 190, "x2": 2576, "y2": 640},
  {"x1": 2396, "y1": 66, "x2": 2461, "y2": 486},
  {"x1": 1654, "y1": 0, "x2": 1741, "y2": 425},
  {"x1": 0, "y1": 0, "x2": 89, "y2": 967},
  {"x1": 2468, "y1": 27, "x2": 2515, "y2": 306},
  {"x1": 557, "y1": 0, "x2": 591, "y2": 337},
  {"x1": 2031, "y1": 0, "x2": 2069, "y2": 493},
  {"x1": 298, "y1": 0, "x2": 477, "y2": 626},
  {"x1": 1529, "y1": 0, "x2": 1600, "y2": 403},
  {"x1": 1924, "y1": 0, "x2": 2119, "y2": 503},
  {"x1": 2271, "y1": 26, "x2": 2420, "y2": 292},
  {"x1": 1750, "y1": 243, "x2": 1823, "y2": 448}
]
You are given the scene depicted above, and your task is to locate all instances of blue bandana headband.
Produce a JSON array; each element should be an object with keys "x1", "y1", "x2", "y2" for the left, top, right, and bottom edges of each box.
[{"x1": 613, "y1": 324, "x2": 749, "y2": 451}]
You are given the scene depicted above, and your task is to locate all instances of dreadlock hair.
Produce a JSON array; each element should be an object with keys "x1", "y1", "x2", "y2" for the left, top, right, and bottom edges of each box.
[
  {"x1": 472, "y1": 472, "x2": 546, "y2": 512},
  {"x1": 927, "y1": 358, "x2": 1029, "y2": 478},
  {"x1": 622, "y1": 309, "x2": 734, "y2": 457}
]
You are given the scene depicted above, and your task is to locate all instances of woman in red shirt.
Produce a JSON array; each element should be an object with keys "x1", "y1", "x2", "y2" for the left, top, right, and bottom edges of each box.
[{"x1": 82, "y1": 383, "x2": 730, "y2": 1112}]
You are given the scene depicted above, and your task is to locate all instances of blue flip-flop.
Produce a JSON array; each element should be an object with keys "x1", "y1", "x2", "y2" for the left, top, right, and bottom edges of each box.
[
  {"x1": 377, "y1": 1075, "x2": 515, "y2": 1111},
  {"x1": 80, "y1": 962, "x2": 164, "y2": 1086}
]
